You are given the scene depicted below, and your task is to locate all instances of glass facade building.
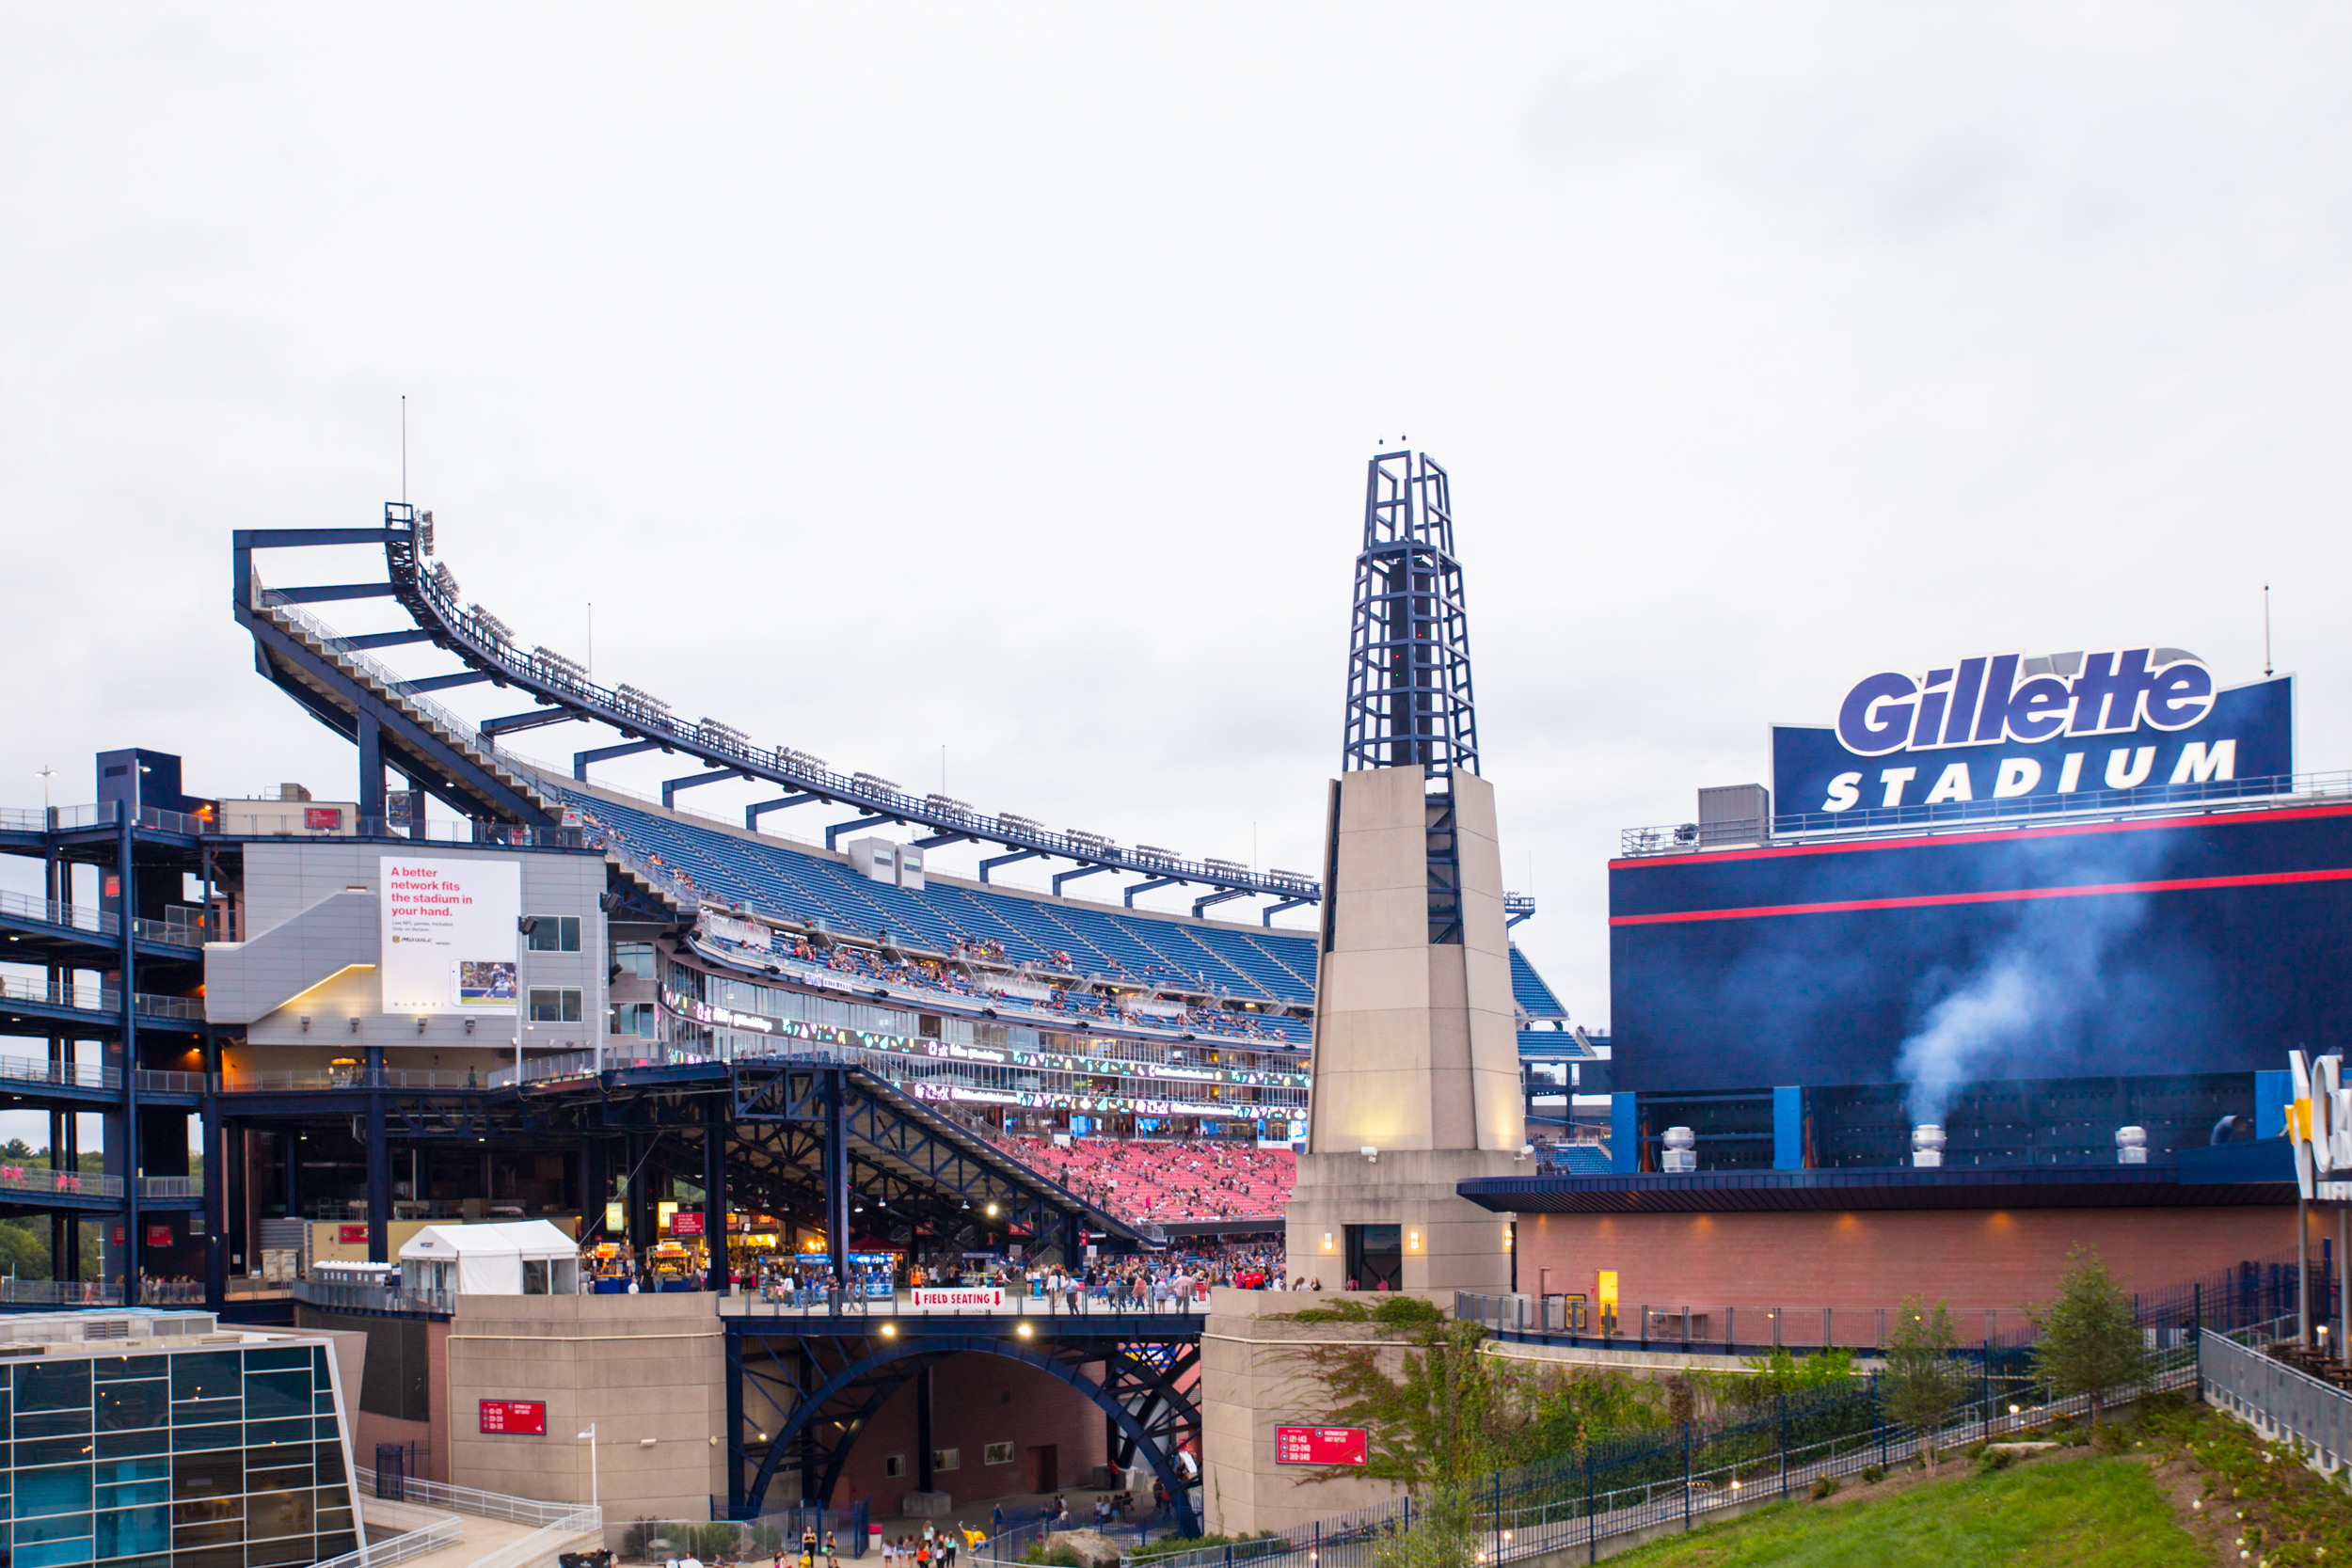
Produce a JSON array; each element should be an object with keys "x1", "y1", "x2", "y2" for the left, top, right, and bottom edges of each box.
[{"x1": 0, "y1": 1320, "x2": 361, "y2": 1568}]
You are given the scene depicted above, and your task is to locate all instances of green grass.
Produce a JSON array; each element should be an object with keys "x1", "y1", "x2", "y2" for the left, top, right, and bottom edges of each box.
[{"x1": 1605, "y1": 1453, "x2": 2204, "y2": 1566}]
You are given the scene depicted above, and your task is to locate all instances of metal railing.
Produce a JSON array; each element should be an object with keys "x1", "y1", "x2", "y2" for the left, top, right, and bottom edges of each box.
[
  {"x1": 219, "y1": 1067, "x2": 492, "y2": 1093},
  {"x1": 1620, "y1": 768, "x2": 2352, "y2": 857},
  {"x1": 294, "y1": 1279, "x2": 456, "y2": 1316},
  {"x1": 0, "y1": 1164, "x2": 122, "y2": 1198},
  {"x1": 2201, "y1": 1321, "x2": 2352, "y2": 1470},
  {"x1": 1081, "y1": 1354, "x2": 2201, "y2": 1568},
  {"x1": 0, "y1": 1277, "x2": 123, "y2": 1306},
  {"x1": 0, "y1": 974, "x2": 204, "y2": 1022},
  {"x1": 718, "y1": 1284, "x2": 1209, "y2": 1319},
  {"x1": 0, "y1": 888, "x2": 205, "y2": 947},
  {"x1": 309, "y1": 1515, "x2": 462, "y2": 1568},
  {"x1": 135, "y1": 1069, "x2": 210, "y2": 1095},
  {"x1": 0, "y1": 1057, "x2": 116, "y2": 1091},
  {"x1": 355, "y1": 1466, "x2": 600, "y2": 1527},
  {"x1": 139, "y1": 1176, "x2": 198, "y2": 1199}
]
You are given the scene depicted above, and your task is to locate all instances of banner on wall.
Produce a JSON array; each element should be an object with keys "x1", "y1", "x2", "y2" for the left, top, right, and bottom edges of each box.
[{"x1": 380, "y1": 855, "x2": 523, "y2": 1013}]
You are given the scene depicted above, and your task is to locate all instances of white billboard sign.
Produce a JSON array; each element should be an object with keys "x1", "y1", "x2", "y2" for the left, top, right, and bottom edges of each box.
[{"x1": 380, "y1": 855, "x2": 522, "y2": 1013}]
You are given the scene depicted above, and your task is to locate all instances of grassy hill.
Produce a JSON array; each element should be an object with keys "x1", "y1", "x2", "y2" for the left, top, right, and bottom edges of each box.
[{"x1": 1607, "y1": 1451, "x2": 2202, "y2": 1567}]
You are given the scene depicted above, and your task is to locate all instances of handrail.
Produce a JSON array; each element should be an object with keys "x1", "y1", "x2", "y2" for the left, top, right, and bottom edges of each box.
[
  {"x1": 0, "y1": 977, "x2": 205, "y2": 1022},
  {"x1": 0, "y1": 1164, "x2": 123, "y2": 1197},
  {"x1": 310, "y1": 1514, "x2": 462, "y2": 1568},
  {"x1": 353, "y1": 1467, "x2": 600, "y2": 1526},
  {"x1": 221, "y1": 1067, "x2": 490, "y2": 1093},
  {"x1": 1621, "y1": 769, "x2": 2352, "y2": 857}
]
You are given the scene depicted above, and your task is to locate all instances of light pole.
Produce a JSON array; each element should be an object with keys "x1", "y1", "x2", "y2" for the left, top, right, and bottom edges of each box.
[
  {"x1": 516, "y1": 915, "x2": 540, "y2": 1082},
  {"x1": 577, "y1": 1421, "x2": 597, "y2": 1508}
]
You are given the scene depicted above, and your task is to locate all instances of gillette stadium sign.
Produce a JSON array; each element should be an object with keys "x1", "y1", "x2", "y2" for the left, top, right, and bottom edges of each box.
[{"x1": 1772, "y1": 648, "x2": 2293, "y2": 819}]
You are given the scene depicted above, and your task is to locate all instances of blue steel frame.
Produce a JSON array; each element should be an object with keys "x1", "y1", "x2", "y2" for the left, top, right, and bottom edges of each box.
[
  {"x1": 726, "y1": 1316, "x2": 1202, "y2": 1533},
  {"x1": 1337, "y1": 451, "x2": 1483, "y2": 944}
]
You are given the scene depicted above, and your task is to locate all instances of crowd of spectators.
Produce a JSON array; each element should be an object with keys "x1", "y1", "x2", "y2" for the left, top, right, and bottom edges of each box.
[{"x1": 1003, "y1": 1136, "x2": 1297, "y2": 1226}]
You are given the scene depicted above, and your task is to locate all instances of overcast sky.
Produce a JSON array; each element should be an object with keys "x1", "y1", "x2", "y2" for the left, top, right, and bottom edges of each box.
[{"x1": 4, "y1": 5, "x2": 2347, "y2": 1036}]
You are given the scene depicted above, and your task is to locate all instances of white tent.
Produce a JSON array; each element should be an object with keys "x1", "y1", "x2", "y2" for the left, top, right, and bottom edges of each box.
[{"x1": 399, "y1": 1220, "x2": 580, "y2": 1299}]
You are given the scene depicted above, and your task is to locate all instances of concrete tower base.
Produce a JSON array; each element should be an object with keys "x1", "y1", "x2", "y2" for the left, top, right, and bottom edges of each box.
[{"x1": 1283, "y1": 1148, "x2": 1522, "y2": 1294}]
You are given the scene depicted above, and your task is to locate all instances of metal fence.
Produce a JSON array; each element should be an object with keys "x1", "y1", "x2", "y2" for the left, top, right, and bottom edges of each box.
[
  {"x1": 1620, "y1": 769, "x2": 2352, "y2": 857},
  {"x1": 1086, "y1": 1351, "x2": 2199, "y2": 1568},
  {"x1": 2201, "y1": 1322, "x2": 2352, "y2": 1472},
  {"x1": 1461, "y1": 1253, "x2": 2317, "y2": 1356},
  {"x1": 0, "y1": 1278, "x2": 123, "y2": 1307}
]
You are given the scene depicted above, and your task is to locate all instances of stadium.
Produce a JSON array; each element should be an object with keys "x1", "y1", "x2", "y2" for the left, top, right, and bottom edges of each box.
[
  {"x1": 0, "y1": 453, "x2": 1597, "y2": 1540},
  {"x1": 2, "y1": 448, "x2": 2341, "y2": 1552}
]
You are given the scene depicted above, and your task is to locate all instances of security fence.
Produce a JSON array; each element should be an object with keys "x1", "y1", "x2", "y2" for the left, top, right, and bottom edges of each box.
[{"x1": 2201, "y1": 1319, "x2": 2352, "y2": 1473}]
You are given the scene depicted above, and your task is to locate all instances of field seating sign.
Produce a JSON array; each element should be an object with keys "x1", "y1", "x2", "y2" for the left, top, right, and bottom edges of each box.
[
  {"x1": 479, "y1": 1400, "x2": 546, "y2": 1435},
  {"x1": 1275, "y1": 1427, "x2": 1368, "y2": 1466}
]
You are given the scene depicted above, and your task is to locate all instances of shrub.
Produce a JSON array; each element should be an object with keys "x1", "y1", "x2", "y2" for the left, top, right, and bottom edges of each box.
[
  {"x1": 1808, "y1": 1476, "x2": 1839, "y2": 1500},
  {"x1": 1860, "y1": 1465, "x2": 1885, "y2": 1484},
  {"x1": 1979, "y1": 1448, "x2": 2013, "y2": 1473},
  {"x1": 1023, "y1": 1545, "x2": 1083, "y2": 1568}
]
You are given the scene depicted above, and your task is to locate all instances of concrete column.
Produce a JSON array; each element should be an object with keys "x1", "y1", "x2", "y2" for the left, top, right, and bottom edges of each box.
[
  {"x1": 704, "y1": 1101, "x2": 729, "y2": 1293},
  {"x1": 366, "y1": 1047, "x2": 390, "y2": 1263}
]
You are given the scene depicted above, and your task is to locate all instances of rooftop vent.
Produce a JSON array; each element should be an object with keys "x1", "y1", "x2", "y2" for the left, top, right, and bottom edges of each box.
[
  {"x1": 1661, "y1": 1126, "x2": 1697, "y2": 1174},
  {"x1": 2117, "y1": 1125, "x2": 2149, "y2": 1165},
  {"x1": 1912, "y1": 1125, "x2": 1946, "y2": 1168}
]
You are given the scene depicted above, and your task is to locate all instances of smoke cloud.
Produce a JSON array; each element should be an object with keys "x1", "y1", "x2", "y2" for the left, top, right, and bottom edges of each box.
[{"x1": 1896, "y1": 865, "x2": 2158, "y2": 1127}]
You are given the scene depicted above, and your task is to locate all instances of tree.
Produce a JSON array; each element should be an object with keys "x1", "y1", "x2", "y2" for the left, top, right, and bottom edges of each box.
[
  {"x1": 1881, "y1": 1294, "x2": 1967, "y2": 1469},
  {"x1": 2029, "y1": 1246, "x2": 2150, "y2": 1428}
]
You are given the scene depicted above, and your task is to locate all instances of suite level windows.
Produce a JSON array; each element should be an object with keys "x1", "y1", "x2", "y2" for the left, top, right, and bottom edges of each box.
[
  {"x1": 613, "y1": 942, "x2": 656, "y2": 980},
  {"x1": 529, "y1": 988, "x2": 583, "y2": 1023},
  {"x1": 526, "y1": 916, "x2": 581, "y2": 953},
  {"x1": 610, "y1": 1003, "x2": 657, "y2": 1038}
]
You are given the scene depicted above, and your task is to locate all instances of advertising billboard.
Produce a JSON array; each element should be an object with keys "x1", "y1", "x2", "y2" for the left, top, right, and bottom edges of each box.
[
  {"x1": 380, "y1": 855, "x2": 522, "y2": 1014},
  {"x1": 1772, "y1": 648, "x2": 2292, "y2": 827}
]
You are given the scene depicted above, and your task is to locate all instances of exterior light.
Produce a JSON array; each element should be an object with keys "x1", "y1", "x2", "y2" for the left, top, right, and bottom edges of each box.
[
  {"x1": 1016, "y1": 1323, "x2": 1033, "y2": 1338},
  {"x1": 881, "y1": 1324, "x2": 897, "y2": 1338}
]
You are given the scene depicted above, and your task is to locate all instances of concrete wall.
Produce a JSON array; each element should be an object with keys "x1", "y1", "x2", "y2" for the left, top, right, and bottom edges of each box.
[
  {"x1": 826, "y1": 1352, "x2": 1110, "y2": 1519},
  {"x1": 443, "y1": 1293, "x2": 725, "y2": 1518},
  {"x1": 218, "y1": 841, "x2": 610, "y2": 1054},
  {"x1": 1199, "y1": 1289, "x2": 1411, "y2": 1539},
  {"x1": 1514, "y1": 1204, "x2": 2299, "y2": 1323}
]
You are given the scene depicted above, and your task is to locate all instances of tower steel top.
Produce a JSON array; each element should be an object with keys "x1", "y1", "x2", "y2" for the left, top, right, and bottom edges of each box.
[{"x1": 1341, "y1": 450, "x2": 1480, "y2": 781}]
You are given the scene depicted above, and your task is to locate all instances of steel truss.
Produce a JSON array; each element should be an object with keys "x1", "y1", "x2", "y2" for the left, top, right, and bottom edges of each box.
[{"x1": 726, "y1": 1319, "x2": 1202, "y2": 1533}]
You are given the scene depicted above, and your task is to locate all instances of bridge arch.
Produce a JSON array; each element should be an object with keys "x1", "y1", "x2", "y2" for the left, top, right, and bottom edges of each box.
[{"x1": 737, "y1": 1334, "x2": 1200, "y2": 1537}]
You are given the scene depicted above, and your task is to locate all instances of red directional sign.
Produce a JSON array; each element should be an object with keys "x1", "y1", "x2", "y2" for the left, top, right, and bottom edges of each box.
[
  {"x1": 1275, "y1": 1426, "x2": 1368, "y2": 1466},
  {"x1": 671, "y1": 1212, "x2": 706, "y2": 1237},
  {"x1": 479, "y1": 1400, "x2": 547, "y2": 1435}
]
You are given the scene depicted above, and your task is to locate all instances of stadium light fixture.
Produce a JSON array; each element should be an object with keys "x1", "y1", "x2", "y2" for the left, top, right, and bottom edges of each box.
[{"x1": 1359, "y1": 1146, "x2": 1378, "y2": 1164}]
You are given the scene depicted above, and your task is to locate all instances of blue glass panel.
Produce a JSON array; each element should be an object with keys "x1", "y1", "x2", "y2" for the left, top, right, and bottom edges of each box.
[
  {"x1": 246, "y1": 1533, "x2": 315, "y2": 1566},
  {"x1": 92, "y1": 1431, "x2": 167, "y2": 1461},
  {"x1": 15, "y1": 1465, "x2": 93, "y2": 1517},
  {"x1": 94, "y1": 1384, "x2": 165, "y2": 1433},
  {"x1": 311, "y1": 1445, "x2": 344, "y2": 1485},
  {"x1": 311, "y1": 1418, "x2": 338, "y2": 1441},
  {"x1": 93, "y1": 1459, "x2": 167, "y2": 1486},
  {"x1": 16, "y1": 1412, "x2": 92, "y2": 1439},
  {"x1": 89, "y1": 1356, "x2": 167, "y2": 1385},
  {"x1": 13, "y1": 1364, "x2": 90, "y2": 1414},
  {"x1": 172, "y1": 1545, "x2": 242, "y2": 1568},
  {"x1": 169, "y1": 1519, "x2": 241, "y2": 1548},
  {"x1": 244, "y1": 1490, "x2": 312, "y2": 1542},
  {"x1": 238, "y1": 1350, "x2": 307, "y2": 1374},
  {"x1": 16, "y1": 1438, "x2": 95, "y2": 1468},
  {"x1": 16, "y1": 1533, "x2": 95, "y2": 1568},
  {"x1": 170, "y1": 1451, "x2": 241, "y2": 1502},
  {"x1": 242, "y1": 1467, "x2": 308, "y2": 1497},
  {"x1": 168, "y1": 1355, "x2": 239, "y2": 1405},
  {"x1": 92, "y1": 1481, "x2": 167, "y2": 1511},
  {"x1": 95, "y1": 1554, "x2": 168, "y2": 1568},
  {"x1": 170, "y1": 1400, "x2": 241, "y2": 1426},
  {"x1": 236, "y1": 1420, "x2": 304, "y2": 1449},
  {"x1": 317, "y1": 1532, "x2": 358, "y2": 1561},
  {"x1": 17, "y1": 1513, "x2": 91, "y2": 1544},
  {"x1": 310, "y1": 1394, "x2": 335, "y2": 1415},
  {"x1": 93, "y1": 1507, "x2": 167, "y2": 1559},
  {"x1": 170, "y1": 1425, "x2": 240, "y2": 1453}
]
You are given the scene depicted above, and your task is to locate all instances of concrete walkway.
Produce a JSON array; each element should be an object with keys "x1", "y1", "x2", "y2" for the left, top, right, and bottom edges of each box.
[{"x1": 359, "y1": 1497, "x2": 585, "y2": 1568}]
